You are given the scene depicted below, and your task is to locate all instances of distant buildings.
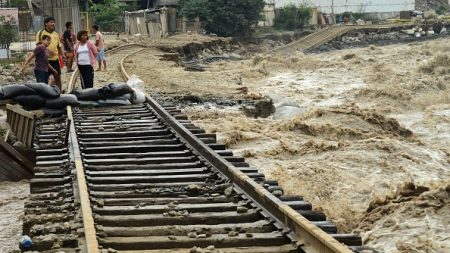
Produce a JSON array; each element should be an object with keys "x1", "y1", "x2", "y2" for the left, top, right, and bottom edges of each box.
[{"x1": 267, "y1": 0, "x2": 415, "y2": 14}]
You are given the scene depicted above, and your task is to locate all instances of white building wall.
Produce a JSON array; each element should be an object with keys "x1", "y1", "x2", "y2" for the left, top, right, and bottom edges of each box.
[{"x1": 271, "y1": 0, "x2": 415, "y2": 13}]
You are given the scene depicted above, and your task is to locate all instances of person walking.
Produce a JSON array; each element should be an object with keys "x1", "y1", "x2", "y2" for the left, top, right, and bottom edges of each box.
[
  {"x1": 92, "y1": 25, "x2": 106, "y2": 71},
  {"x1": 21, "y1": 35, "x2": 57, "y2": 84},
  {"x1": 62, "y1": 21, "x2": 76, "y2": 73},
  {"x1": 36, "y1": 17, "x2": 63, "y2": 89},
  {"x1": 75, "y1": 30, "x2": 98, "y2": 89}
]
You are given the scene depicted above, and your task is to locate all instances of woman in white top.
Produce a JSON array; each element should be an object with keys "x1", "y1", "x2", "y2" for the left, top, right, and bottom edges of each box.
[{"x1": 75, "y1": 30, "x2": 98, "y2": 89}]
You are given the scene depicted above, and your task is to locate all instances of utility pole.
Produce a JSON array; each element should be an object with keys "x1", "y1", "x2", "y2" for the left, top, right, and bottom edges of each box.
[{"x1": 331, "y1": 0, "x2": 334, "y2": 15}]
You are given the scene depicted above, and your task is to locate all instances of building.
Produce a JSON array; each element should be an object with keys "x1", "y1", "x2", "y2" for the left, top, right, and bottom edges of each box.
[
  {"x1": 30, "y1": 0, "x2": 82, "y2": 33},
  {"x1": 271, "y1": 0, "x2": 415, "y2": 14}
]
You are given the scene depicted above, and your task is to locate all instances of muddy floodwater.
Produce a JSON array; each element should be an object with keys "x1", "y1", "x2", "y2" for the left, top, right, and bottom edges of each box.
[{"x1": 176, "y1": 38, "x2": 450, "y2": 253}]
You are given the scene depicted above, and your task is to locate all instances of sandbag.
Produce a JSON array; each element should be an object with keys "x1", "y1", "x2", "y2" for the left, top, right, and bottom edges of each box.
[
  {"x1": 25, "y1": 83, "x2": 60, "y2": 98},
  {"x1": 46, "y1": 94, "x2": 79, "y2": 109},
  {"x1": 78, "y1": 100, "x2": 100, "y2": 106},
  {"x1": 13, "y1": 95, "x2": 46, "y2": 109},
  {"x1": 131, "y1": 89, "x2": 146, "y2": 104},
  {"x1": 99, "y1": 83, "x2": 133, "y2": 99},
  {"x1": 41, "y1": 108, "x2": 66, "y2": 117},
  {"x1": 71, "y1": 88, "x2": 101, "y2": 100},
  {"x1": 1, "y1": 84, "x2": 36, "y2": 98},
  {"x1": 98, "y1": 96, "x2": 131, "y2": 106}
]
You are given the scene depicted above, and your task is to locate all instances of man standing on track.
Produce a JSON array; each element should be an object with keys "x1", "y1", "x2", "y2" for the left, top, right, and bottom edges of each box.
[
  {"x1": 93, "y1": 25, "x2": 106, "y2": 71},
  {"x1": 36, "y1": 17, "x2": 62, "y2": 90}
]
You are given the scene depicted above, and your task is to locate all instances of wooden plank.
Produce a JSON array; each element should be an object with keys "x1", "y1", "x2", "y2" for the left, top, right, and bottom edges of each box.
[
  {"x1": 99, "y1": 233, "x2": 288, "y2": 250},
  {"x1": 96, "y1": 210, "x2": 261, "y2": 226},
  {"x1": 6, "y1": 104, "x2": 37, "y2": 148},
  {"x1": 86, "y1": 174, "x2": 209, "y2": 184},
  {"x1": 84, "y1": 156, "x2": 197, "y2": 165},
  {"x1": 100, "y1": 220, "x2": 273, "y2": 237},
  {"x1": 6, "y1": 104, "x2": 36, "y2": 119},
  {"x1": 0, "y1": 153, "x2": 30, "y2": 180},
  {"x1": 86, "y1": 167, "x2": 207, "y2": 177},
  {"x1": 94, "y1": 202, "x2": 240, "y2": 215},
  {"x1": 85, "y1": 162, "x2": 202, "y2": 171},
  {"x1": 118, "y1": 245, "x2": 298, "y2": 253},
  {"x1": 0, "y1": 139, "x2": 34, "y2": 173}
]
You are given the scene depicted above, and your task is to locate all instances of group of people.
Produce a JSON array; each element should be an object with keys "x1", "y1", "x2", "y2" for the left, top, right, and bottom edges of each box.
[{"x1": 21, "y1": 17, "x2": 106, "y2": 90}]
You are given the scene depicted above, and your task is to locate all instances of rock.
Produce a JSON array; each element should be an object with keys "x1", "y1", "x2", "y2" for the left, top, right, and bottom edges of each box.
[
  {"x1": 342, "y1": 53, "x2": 356, "y2": 60},
  {"x1": 236, "y1": 206, "x2": 248, "y2": 213},
  {"x1": 206, "y1": 245, "x2": 215, "y2": 250},
  {"x1": 187, "y1": 184, "x2": 202, "y2": 193},
  {"x1": 107, "y1": 248, "x2": 118, "y2": 253},
  {"x1": 272, "y1": 190, "x2": 283, "y2": 197},
  {"x1": 190, "y1": 247, "x2": 198, "y2": 253},
  {"x1": 243, "y1": 99, "x2": 275, "y2": 118},
  {"x1": 415, "y1": 32, "x2": 421, "y2": 38},
  {"x1": 188, "y1": 232, "x2": 197, "y2": 238},
  {"x1": 228, "y1": 231, "x2": 239, "y2": 237},
  {"x1": 196, "y1": 233, "x2": 207, "y2": 239},
  {"x1": 224, "y1": 186, "x2": 234, "y2": 197}
]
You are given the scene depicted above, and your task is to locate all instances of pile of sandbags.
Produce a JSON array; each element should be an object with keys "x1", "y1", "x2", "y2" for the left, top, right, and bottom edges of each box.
[
  {"x1": 71, "y1": 82, "x2": 146, "y2": 106},
  {"x1": 0, "y1": 83, "x2": 78, "y2": 114}
]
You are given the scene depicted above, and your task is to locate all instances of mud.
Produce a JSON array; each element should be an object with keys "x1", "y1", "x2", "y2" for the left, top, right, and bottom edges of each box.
[{"x1": 0, "y1": 180, "x2": 29, "y2": 252}]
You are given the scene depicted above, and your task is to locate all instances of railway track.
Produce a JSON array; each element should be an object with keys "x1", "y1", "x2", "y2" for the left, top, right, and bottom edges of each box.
[
  {"x1": 24, "y1": 44, "x2": 368, "y2": 252},
  {"x1": 270, "y1": 24, "x2": 408, "y2": 55}
]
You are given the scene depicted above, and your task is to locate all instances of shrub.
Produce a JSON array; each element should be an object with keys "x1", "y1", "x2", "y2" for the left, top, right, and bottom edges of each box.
[{"x1": 274, "y1": 3, "x2": 312, "y2": 30}]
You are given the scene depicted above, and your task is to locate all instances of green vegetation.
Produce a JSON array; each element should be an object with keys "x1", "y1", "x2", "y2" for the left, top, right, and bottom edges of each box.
[
  {"x1": 0, "y1": 16, "x2": 18, "y2": 59},
  {"x1": 89, "y1": 0, "x2": 138, "y2": 31},
  {"x1": 436, "y1": 4, "x2": 449, "y2": 15},
  {"x1": 179, "y1": 0, "x2": 208, "y2": 19},
  {"x1": 274, "y1": 3, "x2": 312, "y2": 30},
  {"x1": 341, "y1": 11, "x2": 367, "y2": 21},
  {"x1": 179, "y1": 0, "x2": 265, "y2": 37}
]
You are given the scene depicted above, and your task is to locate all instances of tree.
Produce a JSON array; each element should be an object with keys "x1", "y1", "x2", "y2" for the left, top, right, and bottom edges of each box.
[
  {"x1": 179, "y1": 0, "x2": 208, "y2": 20},
  {"x1": 180, "y1": 0, "x2": 265, "y2": 37},
  {"x1": 275, "y1": 3, "x2": 312, "y2": 30},
  {"x1": 0, "y1": 16, "x2": 18, "y2": 59},
  {"x1": 90, "y1": 0, "x2": 123, "y2": 31}
]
